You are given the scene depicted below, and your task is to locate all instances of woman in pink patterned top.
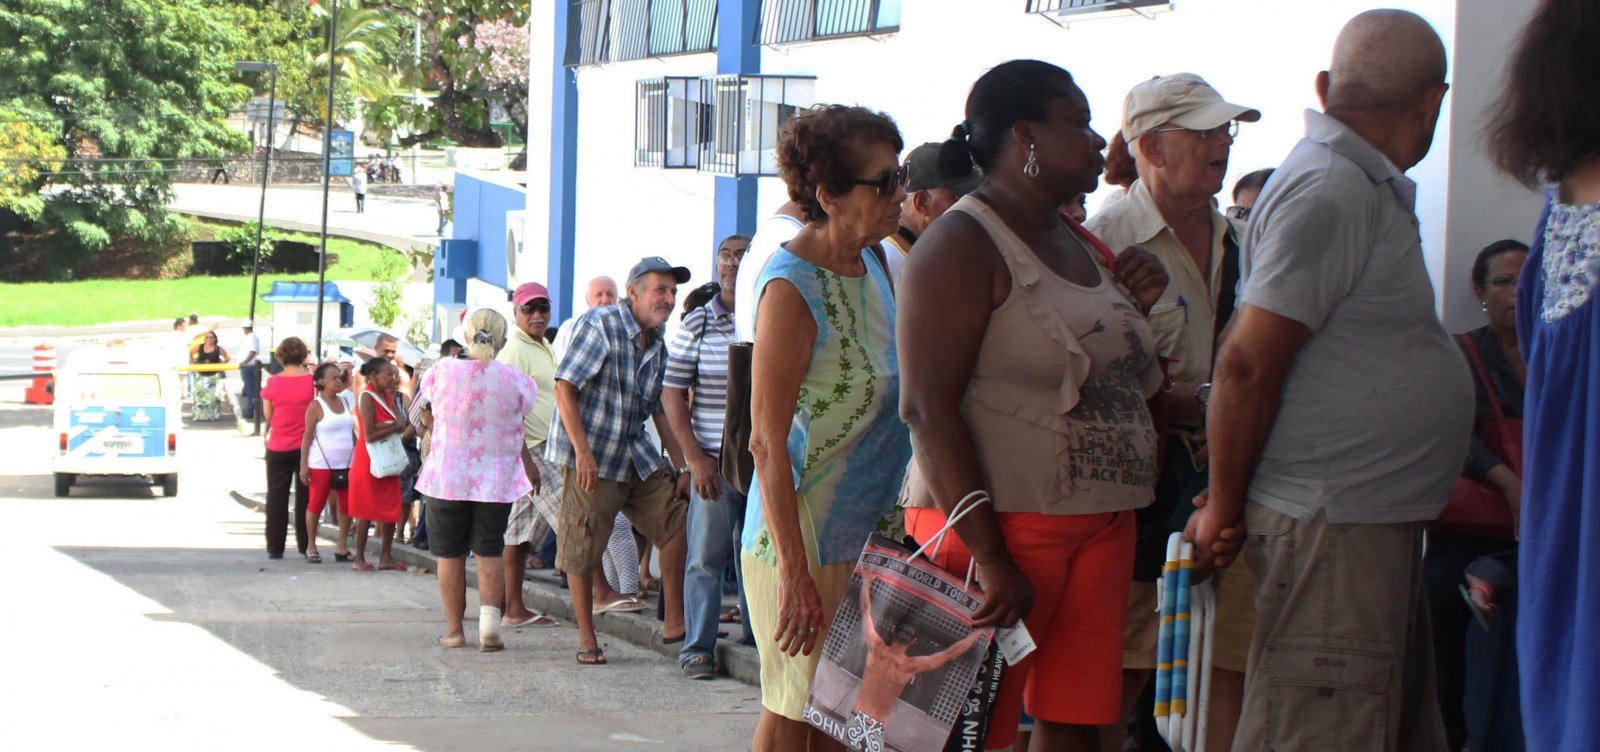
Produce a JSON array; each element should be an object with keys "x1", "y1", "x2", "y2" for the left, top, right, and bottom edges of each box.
[{"x1": 415, "y1": 308, "x2": 539, "y2": 651}]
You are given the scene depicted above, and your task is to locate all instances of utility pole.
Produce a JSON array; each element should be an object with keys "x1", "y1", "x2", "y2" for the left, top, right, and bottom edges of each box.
[{"x1": 314, "y1": 0, "x2": 339, "y2": 353}]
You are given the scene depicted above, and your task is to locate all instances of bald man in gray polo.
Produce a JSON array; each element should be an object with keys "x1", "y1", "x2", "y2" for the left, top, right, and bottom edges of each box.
[{"x1": 1185, "y1": 10, "x2": 1471, "y2": 750}]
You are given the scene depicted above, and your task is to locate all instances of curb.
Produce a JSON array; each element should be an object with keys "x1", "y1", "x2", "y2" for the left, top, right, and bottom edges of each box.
[{"x1": 229, "y1": 489, "x2": 762, "y2": 685}]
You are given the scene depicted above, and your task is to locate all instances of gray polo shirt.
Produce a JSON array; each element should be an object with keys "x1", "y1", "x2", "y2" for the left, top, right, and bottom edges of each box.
[{"x1": 1239, "y1": 109, "x2": 1473, "y2": 524}]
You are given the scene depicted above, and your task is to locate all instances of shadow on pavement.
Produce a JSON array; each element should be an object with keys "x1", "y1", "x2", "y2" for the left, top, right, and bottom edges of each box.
[{"x1": 60, "y1": 544, "x2": 759, "y2": 751}]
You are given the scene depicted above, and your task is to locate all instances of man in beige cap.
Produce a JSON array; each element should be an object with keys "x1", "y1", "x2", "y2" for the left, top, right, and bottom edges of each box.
[
  {"x1": 1085, "y1": 71, "x2": 1259, "y2": 752},
  {"x1": 882, "y1": 143, "x2": 982, "y2": 284}
]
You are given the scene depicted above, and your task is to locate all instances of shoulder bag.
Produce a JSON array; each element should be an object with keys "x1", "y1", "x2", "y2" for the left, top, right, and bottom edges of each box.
[
  {"x1": 363, "y1": 390, "x2": 410, "y2": 479},
  {"x1": 1433, "y1": 334, "x2": 1521, "y2": 539},
  {"x1": 719, "y1": 341, "x2": 755, "y2": 495}
]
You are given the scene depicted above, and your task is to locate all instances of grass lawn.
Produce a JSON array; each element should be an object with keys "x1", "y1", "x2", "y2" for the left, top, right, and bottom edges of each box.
[{"x1": 0, "y1": 221, "x2": 405, "y2": 328}]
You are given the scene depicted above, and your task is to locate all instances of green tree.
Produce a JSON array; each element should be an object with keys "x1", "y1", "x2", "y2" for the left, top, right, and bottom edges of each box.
[
  {"x1": 0, "y1": 105, "x2": 66, "y2": 222},
  {"x1": 369, "y1": 0, "x2": 529, "y2": 148},
  {"x1": 0, "y1": 0, "x2": 252, "y2": 279}
]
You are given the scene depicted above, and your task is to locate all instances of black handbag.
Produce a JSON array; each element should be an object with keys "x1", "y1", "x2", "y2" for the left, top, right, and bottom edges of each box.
[
  {"x1": 719, "y1": 341, "x2": 755, "y2": 495},
  {"x1": 315, "y1": 440, "x2": 350, "y2": 489}
]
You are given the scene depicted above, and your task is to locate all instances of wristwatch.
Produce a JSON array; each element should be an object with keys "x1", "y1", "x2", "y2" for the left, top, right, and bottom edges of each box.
[{"x1": 1194, "y1": 382, "x2": 1213, "y2": 409}]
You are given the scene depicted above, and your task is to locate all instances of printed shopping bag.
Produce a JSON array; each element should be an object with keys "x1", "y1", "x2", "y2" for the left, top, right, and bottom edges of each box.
[{"x1": 805, "y1": 495, "x2": 996, "y2": 752}]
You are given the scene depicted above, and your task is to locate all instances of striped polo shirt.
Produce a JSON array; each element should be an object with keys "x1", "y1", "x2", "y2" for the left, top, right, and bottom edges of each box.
[{"x1": 664, "y1": 294, "x2": 735, "y2": 453}]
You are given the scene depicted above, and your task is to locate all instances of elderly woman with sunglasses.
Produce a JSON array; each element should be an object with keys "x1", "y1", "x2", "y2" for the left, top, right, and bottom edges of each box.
[{"x1": 743, "y1": 104, "x2": 913, "y2": 752}]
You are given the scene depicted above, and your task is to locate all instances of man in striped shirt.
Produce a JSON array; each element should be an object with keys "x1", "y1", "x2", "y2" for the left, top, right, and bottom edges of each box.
[{"x1": 662, "y1": 234, "x2": 750, "y2": 680}]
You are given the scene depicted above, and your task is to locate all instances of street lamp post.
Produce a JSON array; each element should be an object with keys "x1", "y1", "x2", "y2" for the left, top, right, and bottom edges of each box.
[
  {"x1": 234, "y1": 60, "x2": 278, "y2": 437},
  {"x1": 233, "y1": 61, "x2": 278, "y2": 327},
  {"x1": 314, "y1": 0, "x2": 340, "y2": 354}
]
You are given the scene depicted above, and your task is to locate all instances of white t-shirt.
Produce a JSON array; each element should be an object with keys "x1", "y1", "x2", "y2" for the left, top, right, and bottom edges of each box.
[
  {"x1": 236, "y1": 331, "x2": 263, "y2": 364},
  {"x1": 734, "y1": 212, "x2": 806, "y2": 341}
]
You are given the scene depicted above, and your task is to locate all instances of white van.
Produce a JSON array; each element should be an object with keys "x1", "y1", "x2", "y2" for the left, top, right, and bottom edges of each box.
[{"x1": 53, "y1": 343, "x2": 182, "y2": 497}]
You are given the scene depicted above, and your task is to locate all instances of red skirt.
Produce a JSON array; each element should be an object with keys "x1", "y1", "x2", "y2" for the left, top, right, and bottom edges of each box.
[{"x1": 346, "y1": 433, "x2": 402, "y2": 524}]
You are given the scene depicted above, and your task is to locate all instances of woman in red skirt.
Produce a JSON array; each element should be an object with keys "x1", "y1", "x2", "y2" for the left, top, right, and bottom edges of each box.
[{"x1": 348, "y1": 358, "x2": 413, "y2": 571}]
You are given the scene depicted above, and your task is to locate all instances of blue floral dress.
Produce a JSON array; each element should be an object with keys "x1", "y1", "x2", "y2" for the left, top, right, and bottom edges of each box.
[{"x1": 1515, "y1": 190, "x2": 1600, "y2": 747}]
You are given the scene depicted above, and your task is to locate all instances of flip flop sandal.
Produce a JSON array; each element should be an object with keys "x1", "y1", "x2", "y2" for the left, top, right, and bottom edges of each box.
[
  {"x1": 720, "y1": 607, "x2": 742, "y2": 624},
  {"x1": 305, "y1": 551, "x2": 323, "y2": 564},
  {"x1": 334, "y1": 552, "x2": 353, "y2": 563},
  {"x1": 593, "y1": 597, "x2": 647, "y2": 615},
  {"x1": 435, "y1": 635, "x2": 467, "y2": 648},
  {"x1": 576, "y1": 647, "x2": 607, "y2": 665},
  {"x1": 352, "y1": 562, "x2": 376, "y2": 572},
  {"x1": 503, "y1": 613, "x2": 561, "y2": 628}
]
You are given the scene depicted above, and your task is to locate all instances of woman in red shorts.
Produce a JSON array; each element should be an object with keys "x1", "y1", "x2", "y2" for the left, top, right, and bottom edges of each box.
[
  {"x1": 298, "y1": 363, "x2": 355, "y2": 563},
  {"x1": 898, "y1": 60, "x2": 1172, "y2": 751},
  {"x1": 347, "y1": 358, "x2": 413, "y2": 572}
]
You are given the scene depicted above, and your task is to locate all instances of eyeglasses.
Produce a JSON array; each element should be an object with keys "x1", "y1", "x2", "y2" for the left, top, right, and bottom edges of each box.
[
  {"x1": 716, "y1": 250, "x2": 746, "y2": 266},
  {"x1": 847, "y1": 164, "x2": 909, "y2": 197},
  {"x1": 518, "y1": 301, "x2": 551, "y2": 315},
  {"x1": 1148, "y1": 120, "x2": 1240, "y2": 141},
  {"x1": 1226, "y1": 205, "x2": 1250, "y2": 221}
]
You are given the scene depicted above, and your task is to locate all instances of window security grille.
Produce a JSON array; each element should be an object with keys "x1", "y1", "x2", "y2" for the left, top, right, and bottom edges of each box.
[
  {"x1": 567, "y1": 0, "x2": 717, "y2": 66},
  {"x1": 1026, "y1": 0, "x2": 1171, "y2": 22},
  {"x1": 635, "y1": 77, "x2": 711, "y2": 168},
  {"x1": 756, "y1": 0, "x2": 899, "y2": 46},
  {"x1": 699, "y1": 75, "x2": 816, "y2": 176}
]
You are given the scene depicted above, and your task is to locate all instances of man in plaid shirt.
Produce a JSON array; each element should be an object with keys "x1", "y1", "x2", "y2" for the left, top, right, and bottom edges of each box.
[{"x1": 548, "y1": 256, "x2": 694, "y2": 665}]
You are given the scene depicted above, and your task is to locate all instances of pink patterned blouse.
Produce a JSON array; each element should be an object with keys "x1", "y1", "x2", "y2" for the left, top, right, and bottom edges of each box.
[{"x1": 414, "y1": 358, "x2": 538, "y2": 503}]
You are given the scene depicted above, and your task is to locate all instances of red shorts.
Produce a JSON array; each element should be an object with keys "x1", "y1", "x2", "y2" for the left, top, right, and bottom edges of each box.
[
  {"x1": 307, "y1": 468, "x2": 346, "y2": 518},
  {"x1": 905, "y1": 507, "x2": 1135, "y2": 748}
]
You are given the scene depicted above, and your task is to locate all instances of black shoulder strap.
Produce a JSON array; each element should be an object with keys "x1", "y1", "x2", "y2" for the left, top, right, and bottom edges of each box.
[{"x1": 1214, "y1": 228, "x2": 1242, "y2": 347}]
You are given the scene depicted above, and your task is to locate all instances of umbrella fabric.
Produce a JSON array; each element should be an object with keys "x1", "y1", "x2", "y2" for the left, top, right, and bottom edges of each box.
[{"x1": 321, "y1": 327, "x2": 424, "y2": 366}]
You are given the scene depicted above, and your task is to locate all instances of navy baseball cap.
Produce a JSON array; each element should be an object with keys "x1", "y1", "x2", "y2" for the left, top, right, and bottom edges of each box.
[{"x1": 627, "y1": 256, "x2": 691, "y2": 286}]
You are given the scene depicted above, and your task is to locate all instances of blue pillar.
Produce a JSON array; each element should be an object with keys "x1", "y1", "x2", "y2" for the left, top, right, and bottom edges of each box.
[
  {"x1": 548, "y1": 2, "x2": 581, "y2": 323},
  {"x1": 712, "y1": 0, "x2": 763, "y2": 253}
]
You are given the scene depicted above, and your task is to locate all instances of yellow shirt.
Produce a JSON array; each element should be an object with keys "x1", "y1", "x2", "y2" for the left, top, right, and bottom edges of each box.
[
  {"x1": 495, "y1": 327, "x2": 557, "y2": 448},
  {"x1": 1085, "y1": 179, "x2": 1238, "y2": 388}
]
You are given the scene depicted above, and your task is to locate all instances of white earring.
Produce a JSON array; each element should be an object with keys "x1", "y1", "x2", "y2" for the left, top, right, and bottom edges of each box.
[{"x1": 1023, "y1": 144, "x2": 1039, "y2": 178}]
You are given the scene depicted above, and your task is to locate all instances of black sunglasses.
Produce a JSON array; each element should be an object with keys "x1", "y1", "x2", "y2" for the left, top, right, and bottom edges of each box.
[
  {"x1": 518, "y1": 300, "x2": 551, "y2": 314},
  {"x1": 847, "y1": 164, "x2": 908, "y2": 197}
]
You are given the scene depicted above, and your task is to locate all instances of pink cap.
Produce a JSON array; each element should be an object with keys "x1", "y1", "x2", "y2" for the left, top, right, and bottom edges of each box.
[{"x1": 513, "y1": 282, "x2": 550, "y2": 306}]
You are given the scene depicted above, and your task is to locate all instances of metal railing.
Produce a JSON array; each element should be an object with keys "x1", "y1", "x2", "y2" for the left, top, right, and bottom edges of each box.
[
  {"x1": 567, "y1": 0, "x2": 717, "y2": 66},
  {"x1": 757, "y1": 0, "x2": 897, "y2": 46},
  {"x1": 1025, "y1": 0, "x2": 1169, "y2": 18}
]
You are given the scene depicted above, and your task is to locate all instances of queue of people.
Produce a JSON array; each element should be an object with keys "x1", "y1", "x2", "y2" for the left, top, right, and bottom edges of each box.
[{"x1": 239, "y1": 2, "x2": 1597, "y2": 749}]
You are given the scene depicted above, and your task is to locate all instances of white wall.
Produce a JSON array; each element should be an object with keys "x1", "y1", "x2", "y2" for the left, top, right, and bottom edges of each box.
[
  {"x1": 1439, "y1": 0, "x2": 1543, "y2": 333},
  {"x1": 556, "y1": 1, "x2": 1469, "y2": 316}
]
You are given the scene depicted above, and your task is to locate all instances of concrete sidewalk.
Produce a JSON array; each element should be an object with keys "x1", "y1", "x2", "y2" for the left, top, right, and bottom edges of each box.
[{"x1": 230, "y1": 489, "x2": 763, "y2": 686}]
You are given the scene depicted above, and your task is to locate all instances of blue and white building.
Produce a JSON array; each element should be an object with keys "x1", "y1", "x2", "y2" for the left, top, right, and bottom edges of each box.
[{"x1": 434, "y1": 0, "x2": 1543, "y2": 335}]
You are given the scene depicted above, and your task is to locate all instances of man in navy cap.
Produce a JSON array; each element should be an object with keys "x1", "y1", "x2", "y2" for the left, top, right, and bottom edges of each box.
[{"x1": 548, "y1": 257, "x2": 696, "y2": 664}]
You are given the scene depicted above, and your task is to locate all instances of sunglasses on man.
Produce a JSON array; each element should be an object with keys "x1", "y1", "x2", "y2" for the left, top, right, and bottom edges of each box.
[
  {"x1": 848, "y1": 164, "x2": 909, "y2": 197},
  {"x1": 518, "y1": 300, "x2": 551, "y2": 315}
]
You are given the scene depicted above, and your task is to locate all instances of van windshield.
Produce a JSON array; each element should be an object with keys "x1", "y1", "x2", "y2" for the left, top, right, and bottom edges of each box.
[{"x1": 73, "y1": 373, "x2": 162, "y2": 402}]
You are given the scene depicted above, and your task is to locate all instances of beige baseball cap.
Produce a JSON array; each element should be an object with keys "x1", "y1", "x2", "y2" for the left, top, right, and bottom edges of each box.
[{"x1": 1121, "y1": 73, "x2": 1260, "y2": 142}]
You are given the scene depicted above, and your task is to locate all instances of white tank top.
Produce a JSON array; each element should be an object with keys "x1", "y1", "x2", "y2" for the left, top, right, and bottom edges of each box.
[{"x1": 309, "y1": 394, "x2": 355, "y2": 470}]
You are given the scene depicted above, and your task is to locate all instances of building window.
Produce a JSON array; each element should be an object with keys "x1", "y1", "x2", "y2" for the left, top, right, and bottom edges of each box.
[
  {"x1": 566, "y1": 0, "x2": 613, "y2": 66},
  {"x1": 567, "y1": 0, "x2": 717, "y2": 66},
  {"x1": 757, "y1": 0, "x2": 899, "y2": 46},
  {"x1": 1026, "y1": 0, "x2": 1172, "y2": 24},
  {"x1": 700, "y1": 75, "x2": 815, "y2": 176},
  {"x1": 636, "y1": 76, "x2": 711, "y2": 168}
]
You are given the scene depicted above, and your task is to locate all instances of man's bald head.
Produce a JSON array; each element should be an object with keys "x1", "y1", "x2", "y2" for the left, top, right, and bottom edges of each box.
[
  {"x1": 1324, "y1": 10, "x2": 1447, "y2": 114},
  {"x1": 586, "y1": 276, "x2": 618, "y2": 307}
]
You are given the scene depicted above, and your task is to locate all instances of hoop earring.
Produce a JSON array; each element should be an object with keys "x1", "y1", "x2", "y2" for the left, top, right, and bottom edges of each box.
[{"x1": 1023, "y1": 144, "x2": 1040, "y2": 178}]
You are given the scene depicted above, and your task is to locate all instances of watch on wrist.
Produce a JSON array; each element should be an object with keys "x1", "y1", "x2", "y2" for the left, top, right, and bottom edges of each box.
[{"x1": 1194, "y1": 382, "x2": 1212, "y2": 409}]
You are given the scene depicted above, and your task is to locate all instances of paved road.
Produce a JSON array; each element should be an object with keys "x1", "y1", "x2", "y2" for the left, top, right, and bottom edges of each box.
[
  {"x1": 169, "y1": 183, "x2": 443, "y2": 253},
  {"x1": 0, "y1": 400, "x2": 760, "y2": 750}
]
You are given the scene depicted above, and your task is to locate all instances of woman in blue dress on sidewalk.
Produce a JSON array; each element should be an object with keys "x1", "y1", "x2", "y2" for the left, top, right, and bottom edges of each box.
[{"x1": 1488, "y1": 0, "x2": 1600, "y2": 746}]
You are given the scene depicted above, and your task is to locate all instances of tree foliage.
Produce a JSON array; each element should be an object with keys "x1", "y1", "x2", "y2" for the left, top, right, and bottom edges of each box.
[
  {"x1": 0, "y1": 0, "x2": 252, "y2": 279},
  {"x1": 370, "y1": 0, "x2": 529, "y2": 148}
]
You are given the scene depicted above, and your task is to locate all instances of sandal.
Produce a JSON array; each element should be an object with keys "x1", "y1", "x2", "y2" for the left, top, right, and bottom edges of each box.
[
  {"x1": 592, "y1": 597, "x2": 647, "y2": 615},
  {"x1": 503, "y1": 613, "x2": 561, "y2": 628},
  {"x1": 305, "y1": 551, "x2": 323, "y2": 564},
  {"x1": 720, "y1": 607, "x2": 742, "y2": 624},
  {"x1": 576, "y1": 647, "x2": 607, "y2": 665},
  {"x1": 334, "y1": 552, "x2": 352, "y2": 563}
]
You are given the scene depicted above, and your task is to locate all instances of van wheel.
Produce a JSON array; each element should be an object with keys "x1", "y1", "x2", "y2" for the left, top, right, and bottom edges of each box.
[
  {"x1": 54, "y1": 473, "x2": 74, "y2": 497},
  {"x1": 161, "y1": 474, "x2": 178, "y2": 497}
]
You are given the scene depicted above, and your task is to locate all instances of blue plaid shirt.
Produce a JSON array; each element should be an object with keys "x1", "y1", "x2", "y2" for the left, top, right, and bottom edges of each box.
[{"x1": 546, "y1": 302, "x2": 668, "y2": 482}]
